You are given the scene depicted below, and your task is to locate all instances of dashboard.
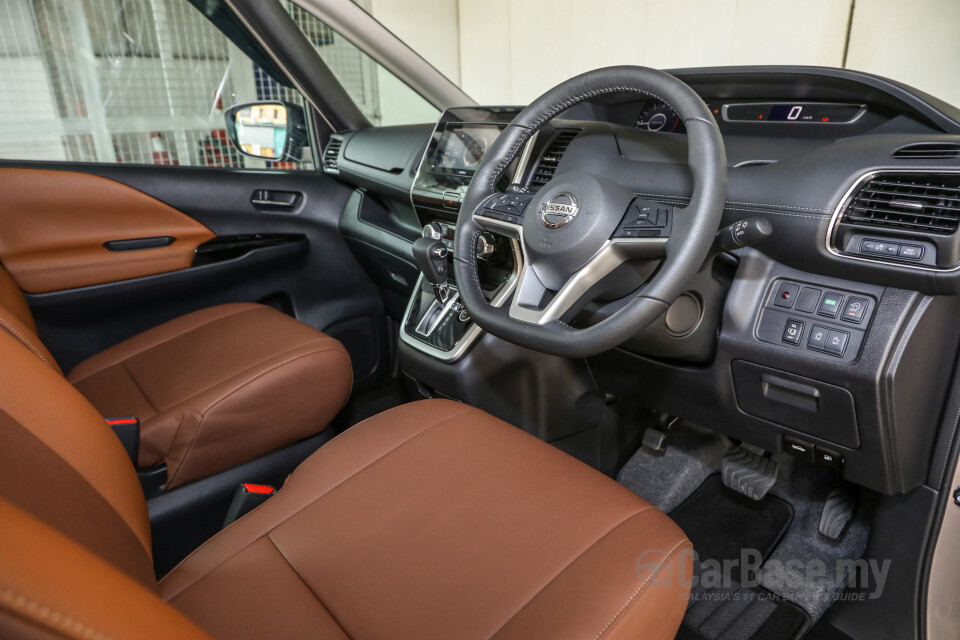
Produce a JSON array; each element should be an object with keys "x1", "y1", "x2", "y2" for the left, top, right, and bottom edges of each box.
[{"x1": 326, "y1": 66, "x2": 960, "y2": 499}]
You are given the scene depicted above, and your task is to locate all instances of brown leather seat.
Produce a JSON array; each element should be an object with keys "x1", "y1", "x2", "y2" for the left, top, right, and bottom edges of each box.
[
  {"x1": 0, "y1": 328, "x2": 693, "y2": 640},
  {"x1": 0, "y1": 267, "x2": 352, "y2": 488}
]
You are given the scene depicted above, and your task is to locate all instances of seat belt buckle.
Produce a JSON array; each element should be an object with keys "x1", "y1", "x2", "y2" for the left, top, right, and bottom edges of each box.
[
  {"x1": 223, "y1": 483, "x2": 275, "y2": 528},
  {"x1": 105, "y1": 416, "x2": 139, "y2": 467}
]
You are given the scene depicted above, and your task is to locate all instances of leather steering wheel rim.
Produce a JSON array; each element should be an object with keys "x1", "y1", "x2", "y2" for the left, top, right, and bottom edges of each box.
[{"x1": 454, "y1": 65, "x2": 727, "y2": 359}]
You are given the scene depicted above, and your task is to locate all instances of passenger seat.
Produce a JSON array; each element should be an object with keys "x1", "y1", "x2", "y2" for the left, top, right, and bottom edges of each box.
[{"x1": 0, "y1": 265, "x2": 352, "y2": 488}]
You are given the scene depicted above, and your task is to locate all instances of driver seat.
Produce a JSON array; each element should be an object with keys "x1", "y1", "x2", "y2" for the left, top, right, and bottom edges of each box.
[{"x1": 0, "y1": 327, "x2": 693, "y2": 639}]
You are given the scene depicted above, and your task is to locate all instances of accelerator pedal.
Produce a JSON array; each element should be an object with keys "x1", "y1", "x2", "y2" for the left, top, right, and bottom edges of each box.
[
  {"x1": 819, "y1": 486, "x2": 857, "y2": 539},
  {"x1": 721, "y1": 447, "x2": 780, "y2": 500}
]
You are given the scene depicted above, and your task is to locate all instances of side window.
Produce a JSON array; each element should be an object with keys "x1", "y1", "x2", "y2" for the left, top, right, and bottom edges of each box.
[
  {"x1": 285, "y1": 2, "x2": 440, "y2": 127},
  {"x1": 0, "y1": 0, "x2": 313, "y2": 168}
]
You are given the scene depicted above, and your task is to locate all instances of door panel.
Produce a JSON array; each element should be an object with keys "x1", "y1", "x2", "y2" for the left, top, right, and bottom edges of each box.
[
  {"x1": 0, "y1": 169, "x2": 215, "y2": 293},
  {"x1": 0, "y1": 162, "x2": 387, "y2": 390}
]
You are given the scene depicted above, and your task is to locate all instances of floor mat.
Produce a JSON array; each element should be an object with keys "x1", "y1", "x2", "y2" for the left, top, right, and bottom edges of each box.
[
  {"x1": 618, "y1": 421, "x2": 870, "y2": 628},
  {"x1": 669, "y1": 475, "x2": 811, "y2": 640}
]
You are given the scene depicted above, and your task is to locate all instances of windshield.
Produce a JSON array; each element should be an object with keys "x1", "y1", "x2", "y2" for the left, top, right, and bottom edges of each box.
[{"x1": 352, "y1": 0, "x2": 959, "y2": 108}]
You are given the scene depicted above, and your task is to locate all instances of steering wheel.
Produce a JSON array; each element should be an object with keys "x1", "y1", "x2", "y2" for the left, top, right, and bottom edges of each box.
[{"x1": 454, "y1": 66, "x2": 727, "y2": 358}]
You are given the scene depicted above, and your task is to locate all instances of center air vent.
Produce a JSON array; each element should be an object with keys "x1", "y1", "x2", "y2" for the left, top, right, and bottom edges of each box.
[
  {"x1": 892, "y1": 142, "x2": 960, "y2": 160},
  {"x1": 528, "y1": 129, "x2": 580, "y2": 189},
  {"x1": 841, "y1": 173, "x2": 960, "y2": 234},
  {"x1": 322, "y1": 135, "x2": 343, "y2": 172}
]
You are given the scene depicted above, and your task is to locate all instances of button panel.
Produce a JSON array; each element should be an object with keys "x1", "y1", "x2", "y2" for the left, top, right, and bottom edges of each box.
[
  {"x1": 795, "y1": 287, "x2": 821, "y2": 313},
  {"x1": 841, "y1": 297, "x2": 868, "y2": 323},
  {"x1": 817, "y1": 291, "x2": 844, "y2": 318},
  {"x1": 612, "y1": 199, "x2": 672, "y2": 238},
  {"x1": 782, "y1": 319, "x2": 803, "y2": 345},
  {"x1": 774, "y1": 282, "x2": 800, "y2": 308},
  {"x1": 758, "y1": 279, "x2": 875, "y2": 361},
  {"x1": 846, "y1": 235, "x2": 935, "y2": 266},
  {"x1": 477, "y1": 193, "x2": 534, "y2": 224}
]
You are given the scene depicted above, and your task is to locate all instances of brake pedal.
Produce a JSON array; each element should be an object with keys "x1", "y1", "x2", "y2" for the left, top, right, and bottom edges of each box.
[
  {"x1": 819, "y1": 486, "x2": 857, "y2": 539},
  {"x1": 721, "y1": 446, "x2": 780, "y2": 500}
]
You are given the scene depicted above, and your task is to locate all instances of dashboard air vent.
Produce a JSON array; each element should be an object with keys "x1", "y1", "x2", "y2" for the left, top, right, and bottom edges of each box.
[
  {"x1": 892, "y1": 142, "x2": 960, "y2": 160},
  {"x1": 322, "y1": 135, "x2": 343, "y2": 172},
  {"x1": 528, "y1": 129, "x2": 581, "y2": 189},
  {"x1": 841, "y1": 174, "x2": 960, "y2": 234}
]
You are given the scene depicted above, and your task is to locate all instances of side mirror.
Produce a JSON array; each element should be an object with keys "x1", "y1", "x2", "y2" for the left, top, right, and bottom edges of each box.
[{"x1": 224, "y1": 101, "x2": 308, "y2": 162}]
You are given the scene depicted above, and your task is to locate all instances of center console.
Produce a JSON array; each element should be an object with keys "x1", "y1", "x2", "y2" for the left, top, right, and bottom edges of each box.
[{"x1": 402, "y1": 107, "x2": 537, "y2": 362}]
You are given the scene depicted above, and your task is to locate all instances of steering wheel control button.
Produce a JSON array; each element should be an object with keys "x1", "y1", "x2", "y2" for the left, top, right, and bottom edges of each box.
[
  {"x1": 774, "y1": 282, "x2": 800, "y2": 308},
  {"x1": 485, "y1": 193, "x2": 532, "y2": 218},
  {"x1": 817, "y1": 291, "x2": 844, "y2": 318},
  {"x1": 898, "y1": 244, "x2": 923, "y2": 260},
  {"x1": 841, "y1": 297, "x2": 868, "y2": 323},
  {"x1": 795, "y1": 287, "x2": 822, "y2": 313},
  {"x1": 823, "y1": 329, "x2": 849, "y2": 356},
  {"x1": 781, "y1": 319, "x2": 804, "y2": 345},
  {"x1": 807, "y1": 325, "x2": 829, "y2": 351}
]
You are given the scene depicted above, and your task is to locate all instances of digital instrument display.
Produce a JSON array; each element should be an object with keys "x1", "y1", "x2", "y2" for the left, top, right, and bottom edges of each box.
[
  {"x1": 429, "y1": 123, "x2": 505, "y2": 176},
  {"x1": 723, "y1": 102, "x2": 865, "y2": 124}
]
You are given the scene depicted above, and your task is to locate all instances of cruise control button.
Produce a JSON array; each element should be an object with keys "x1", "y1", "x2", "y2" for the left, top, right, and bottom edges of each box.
[
  {"x1": 782, "y1": 319, "x2": 804, "y2": 345},
  {"x1": 823, "y1": 329, "x2": 849, "y2": 356},
  {"x1": 899, "y1": 244, "x2": 923, "y2": 260},
  {"x1": 807, "y1": 325, "x2": 829, "y2": 350},
  {"x1": 817, "y1": 291, "x2": 844, "y2": 318},
  {"x1": 774, "y1": 282, "x2": 800, "y2": 308},
  {"x1": 841, "y1": 297, "x2": 868, "y2": 323}
]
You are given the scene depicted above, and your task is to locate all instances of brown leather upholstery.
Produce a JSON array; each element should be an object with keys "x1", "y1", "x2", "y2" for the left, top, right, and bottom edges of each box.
[
  {"x1": 161, "y1": 400, "x2": 693, "y2": 640},
  {"x1": 0, "y1": 498, "x2": 213, "y2": 640},
  {"x1": 0, "y1": 168, "x2": 215, "y2": 293},
  {"x1": 68, "y1": 303, "x2": 353, "y2": 488},
  {"x1": 0, "y1": 329, "x2": 154, "y2": 586},
  {"x1": 0, "y1": 325, "x2": 692, "y2": 639}
]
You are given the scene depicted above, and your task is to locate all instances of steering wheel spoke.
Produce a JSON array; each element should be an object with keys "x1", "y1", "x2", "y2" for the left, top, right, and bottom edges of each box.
[{"x1": 508, "y1": 236, "x2": 667, "y2": 324}]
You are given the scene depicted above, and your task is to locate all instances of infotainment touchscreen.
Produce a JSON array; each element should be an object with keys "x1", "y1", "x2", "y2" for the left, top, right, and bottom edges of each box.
[{"x1": 428, "y1": 122, "x2": 506, "y2": 177}]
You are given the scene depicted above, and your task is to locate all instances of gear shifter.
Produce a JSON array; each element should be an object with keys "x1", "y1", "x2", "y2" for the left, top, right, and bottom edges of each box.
[{"x1": 412, "y1": 236, "x2": 451, "y2": 304}]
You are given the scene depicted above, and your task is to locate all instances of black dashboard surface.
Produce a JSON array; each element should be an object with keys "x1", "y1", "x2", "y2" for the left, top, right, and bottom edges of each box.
[{"x1": 329, "y1": 66, "x2": 960, "y2": 296}]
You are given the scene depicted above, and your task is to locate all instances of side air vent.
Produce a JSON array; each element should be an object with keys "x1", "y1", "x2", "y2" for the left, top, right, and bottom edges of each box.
[
  {"x1": 892, "y1": 142, "x2": 960, "y2": 160},
  {"x1": 841, "y1": 173, "x2": 960, "y2": 234},
  {"x1": 528, "y1": 129, "x2": 581, "y2": 189},
  {"x1": 322, "y1": 135, "x2": 343, "y2": 172}
]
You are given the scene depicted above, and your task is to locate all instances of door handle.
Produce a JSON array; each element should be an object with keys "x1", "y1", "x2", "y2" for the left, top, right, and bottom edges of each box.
[
  {"x1": 103, "y1": 236, "x2": 175, "y2": 251},
  {"x1": 251, "y1": 189, "x2": 302, "y2": 210}
]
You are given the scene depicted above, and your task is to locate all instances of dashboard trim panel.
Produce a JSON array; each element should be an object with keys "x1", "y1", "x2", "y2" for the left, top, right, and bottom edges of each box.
[{"x1": 825, "y1": 168, "x2": 960, "y2": 273}]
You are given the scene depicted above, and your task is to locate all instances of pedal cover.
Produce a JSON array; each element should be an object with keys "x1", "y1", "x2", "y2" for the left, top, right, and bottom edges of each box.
[
  {"x1": 721, "y1": 447, "x2": 780, "y2": 500},
  {"x1": 819, "y1": 486, "x2": 857, "y2": 539}
]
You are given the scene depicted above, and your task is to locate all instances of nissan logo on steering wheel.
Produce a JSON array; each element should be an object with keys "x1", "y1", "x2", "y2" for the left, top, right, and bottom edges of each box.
[{"x1": 540, "y1": 193, "x2": 580, "y2": 228}]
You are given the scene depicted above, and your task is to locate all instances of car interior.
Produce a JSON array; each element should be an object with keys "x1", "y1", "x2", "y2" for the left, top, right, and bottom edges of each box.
[{"x1": 1, "y1": 1, "x2": 960, "y2": 639}]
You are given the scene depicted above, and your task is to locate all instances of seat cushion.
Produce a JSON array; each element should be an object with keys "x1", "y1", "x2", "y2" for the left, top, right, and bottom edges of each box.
[
  {"x1": 160, "y1": 400, "x2": 693, "y2": 640},
  {"x1": 68, "y1": 303, "x2": 352, "y2": 488}
]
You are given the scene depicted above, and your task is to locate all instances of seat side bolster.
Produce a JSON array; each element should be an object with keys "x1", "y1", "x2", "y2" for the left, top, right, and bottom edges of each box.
[
  {"x1": 159, "y1": 399, "x2": 475, "y2": 600},
  {"x1": 491, "y1": 508, "x2": 694, "y2": 640},
  {"x1": 0, "y1": 498, "x2": 212, "y2": 640},
  {"x1": 161, "y1": 339, "x2": 353, "y2": 489},
  {"x1": 0, "y1": 307, "x2": 61, "y2": 375}
]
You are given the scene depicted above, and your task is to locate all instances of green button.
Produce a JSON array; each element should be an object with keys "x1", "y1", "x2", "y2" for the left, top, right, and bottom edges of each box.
[{"x1": 824, "y1": 298, "x2": 837, "y2": 306}]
